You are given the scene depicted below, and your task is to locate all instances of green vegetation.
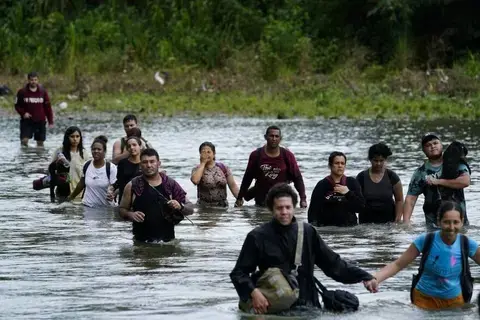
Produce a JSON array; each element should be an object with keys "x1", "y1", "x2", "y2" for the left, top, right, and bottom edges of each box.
[{"x1": 1, "y1": 0, "x2": 479, "y2": 118}]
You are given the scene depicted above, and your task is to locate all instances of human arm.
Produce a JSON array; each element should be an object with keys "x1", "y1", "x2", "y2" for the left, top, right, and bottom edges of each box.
[
  {"x1": 226, "y1": 171, "x2": 240, "y2": 199},
  {"x1": 373, "y1": 244, "x2": 420, "y2": 284},
  {"x1": 344, "y1": 178, "x2": 365, "y2": 212},
  {"x1": 402, "y1": 170, "x2": 423, "y2": 223},
  {"x1": 43, "y1": 89, "x2": 54, "y2": 126},
  {"x1": 67, "y1": 177, "x2": 85, "y2": 201},
  {"x1": 236, "y1": 151, "x2": 257, "y2": 204},
  {"x1": 118, "y1": 182, "x2": 145, "y2": 222},
  {"x1": 229, "y1": 232, "x2": 260, "y2": 302},
  {"x1": 429, "y1": 173, "x2": 470, "y2": 189},
  {"x1": 313, "y1": 227, "x2": 373, "y2": 283},
  {"x1": 167, "y1": 179, "x2": 194, "y2": 215},
  {"x1": 111, "y1": 140, "x2": 129, "y2": 165},
  {"x1": 402, "y1": 195, "x2": 418, "y2": 224},
  {"x1": 190, "y1": 163, "x2": 206, "y2": 186},
  {"x1": 391, "y1": 171, "x2": 404, "y2": 222},
  {"x1": 14, "y1": 89, "x2": 28, "y2": 118},
  {"x1": 286, "y1": 151, "x2": 307, "y2": 207},
  {"x1": 307, "y1": 180, "x2": 326, "y2": 224}
]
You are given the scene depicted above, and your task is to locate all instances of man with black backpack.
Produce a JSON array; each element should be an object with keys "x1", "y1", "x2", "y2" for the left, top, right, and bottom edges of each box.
[{"x1": 235, "y1": 126, "x2": 307, "y2": 208}]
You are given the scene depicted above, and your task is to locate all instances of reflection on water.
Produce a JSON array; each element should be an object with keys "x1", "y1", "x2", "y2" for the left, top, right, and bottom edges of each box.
[{"x1": 0, "y1": 115, "x2": 479, "y2": 319}]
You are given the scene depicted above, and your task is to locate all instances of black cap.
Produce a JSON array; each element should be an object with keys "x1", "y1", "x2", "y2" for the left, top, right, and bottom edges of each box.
[{"x1": 421, "y1": 133, "x2": 440, "y2": 146}]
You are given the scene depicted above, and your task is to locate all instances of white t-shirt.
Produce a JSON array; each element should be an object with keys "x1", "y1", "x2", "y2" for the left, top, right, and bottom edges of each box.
[{"x1": 82, "y1": 161, "x2": 117, "y2": 208}]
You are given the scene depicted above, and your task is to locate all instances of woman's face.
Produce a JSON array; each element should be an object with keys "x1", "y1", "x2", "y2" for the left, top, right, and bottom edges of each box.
[
  {"x1": 69, "y1": 131, "x2": 81, "y2": 147},
  {"x1": 127, "y1": 139, "x2": 141, "y2": 156},
  {"x1": 200, "y1": 146, "x2": 215, "y2": 162},
  {"x1": 370, "y1": 155, "x2": 386, "y2": 172},
  {"x1": 329, "y1": 156, "x2": 346, "y2": 176},
  {"x1": 91, "y1": 142, "x2": 106, "y2": 161},
  {"x1": 439, "y1": 209, "x2": 463, "y2": 237}
]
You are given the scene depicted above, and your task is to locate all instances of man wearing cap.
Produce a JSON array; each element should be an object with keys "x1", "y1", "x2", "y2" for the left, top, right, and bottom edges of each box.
[{"x1": 401, "y1": 133, "x2": 470, "y2": 226}]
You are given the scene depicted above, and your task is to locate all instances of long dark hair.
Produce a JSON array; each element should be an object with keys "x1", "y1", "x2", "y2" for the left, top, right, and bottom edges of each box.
[{"x1": 62, "y1": 126, "x2": 84, "y2": 161}]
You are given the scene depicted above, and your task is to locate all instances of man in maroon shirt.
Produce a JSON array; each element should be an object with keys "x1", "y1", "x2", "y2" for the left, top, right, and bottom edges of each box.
[
  {"x1": 235, "y1": 126, "x2": 308, "y2": 208},
  {"x1": 15, "y1": 72, "x2": 54, "y2": 147}
]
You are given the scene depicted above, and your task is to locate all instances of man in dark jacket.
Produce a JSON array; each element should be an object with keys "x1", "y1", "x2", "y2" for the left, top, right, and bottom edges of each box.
[
  {"x1": 15, "y1": 72, "x2": 54, "y2": 147},
  {"x1": 230, "y1": 183, "x2": 376, "y2": 314}
]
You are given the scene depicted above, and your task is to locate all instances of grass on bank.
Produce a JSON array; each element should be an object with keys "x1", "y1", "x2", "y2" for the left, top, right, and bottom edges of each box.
[{"x1": 0, "y1": 62, "x2": 479, "y2": 120}]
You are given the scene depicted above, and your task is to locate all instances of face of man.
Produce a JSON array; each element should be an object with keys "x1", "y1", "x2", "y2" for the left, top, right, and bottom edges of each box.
[
  {"x1": 423, "y1": 139, "x2": 443, "y2": 160},
  {"x1": 265, "y1": 129, "x2": 281, "y2": 149},
  {"x1": 140, "y1": 155, "x2": 160, "y2": 177},
  {"x1": 123, "y1": 120, "x2": 137, "y2": 135},
  {"x1": 330, "y1": 156, "x2": 346, "y2": 176},
  {"x1": 28, "y1": 76, "x2": 39, "y2": 90},
  {"x1": 272, "y1": 196, "x2": 294, "y2": 225}
]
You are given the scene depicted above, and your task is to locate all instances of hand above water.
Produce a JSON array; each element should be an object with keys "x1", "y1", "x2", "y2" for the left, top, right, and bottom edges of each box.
[
  {"x1": 363, "y1": 278, "x2": 378, "y2": 293},
  {"x1": 251, "y1": 288, "x2": 269, "y2": 314},
  {"x1": 234, "y1": 199, "x2": 244, "y2": 207},
  {"x1": 334, "y1": 185, "x2": 349, "y2": 195},
  {"x1": 300, "y1": 200, "x2": 307, "y2": 208}
]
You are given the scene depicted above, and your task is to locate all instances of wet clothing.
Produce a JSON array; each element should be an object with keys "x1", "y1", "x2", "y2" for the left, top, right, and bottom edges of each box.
[
  {"x1": 192, "y1": 162, "x2": 231, "y2": 207},
  {"x1": 115, "y1": 158, "x2": 141, "y2": 203},
  {"x1": 82, "y1": 161, "x2": 117, "y2": 208},
  {"x1": 412, "y1": 231, "x2": 478, "y2": 300},
  {"x1": 20, "y1": 119, "x2": 46, "y2": 141},
  {"x1": 51, "y1": 147, "x2": 91, "y2": 197},
  {"x1": 356, "y1": 169, "x2": 400, "y2": 223},
  {"x1": 230, "y1": 218, "x2": 373, "y2": 309},
  {"x1": 15, "y1": 84, "x2": 54, "y2": 124},
  {"x1": 412, "y1": 288, "x2": 464, "y2": 310},
  {"x1": 407, "y1": 161, "x2": 470, "y2": 226},
  {"x1": 308, "y1": 176, "x2": 364, "y2": 227},
  {"x1": 237, "y1": 147, "x2": 306, "y2": 206},
  {"x1": 130, "y1": 173, "x2": 193, "y2": 242}
]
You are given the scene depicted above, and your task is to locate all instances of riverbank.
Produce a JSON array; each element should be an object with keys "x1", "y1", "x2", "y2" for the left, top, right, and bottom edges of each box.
[{"x1": 1, "y1": 66, "x2": 479, "y2": 119}]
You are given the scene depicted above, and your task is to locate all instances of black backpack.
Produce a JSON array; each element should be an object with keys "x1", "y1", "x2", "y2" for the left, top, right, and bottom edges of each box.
[{"x1": 411, "y1": 232, "x2": 473, "y2": 303}]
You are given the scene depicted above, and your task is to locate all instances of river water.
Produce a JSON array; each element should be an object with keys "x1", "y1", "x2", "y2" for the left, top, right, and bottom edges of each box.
[{"x1": 1, "y1": 115, "x2": 480, "y2": 319}]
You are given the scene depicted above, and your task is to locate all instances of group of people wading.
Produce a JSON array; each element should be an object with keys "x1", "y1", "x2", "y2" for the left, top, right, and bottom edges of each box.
[{"x1": 19, "y1": 73, "x2": 480, "y2": 315}]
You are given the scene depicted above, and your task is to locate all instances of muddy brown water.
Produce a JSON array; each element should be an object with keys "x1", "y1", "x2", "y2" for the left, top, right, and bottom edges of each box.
[{"x1": 1, "y1": 115, "x2": 480, "y2": 319}]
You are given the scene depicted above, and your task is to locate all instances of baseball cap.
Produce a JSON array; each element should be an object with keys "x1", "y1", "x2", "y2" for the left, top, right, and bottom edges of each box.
[{"x1": 421, "y1": 133, "x2": 440, "y2": 146}]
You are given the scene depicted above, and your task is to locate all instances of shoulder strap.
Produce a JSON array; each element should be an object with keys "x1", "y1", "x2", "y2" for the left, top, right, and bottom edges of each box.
[
  {"x1": 293, "y1": 222, "x2": 304, "y2": 275},
  {"x1": 418, "y1": 232, "x2": 435, "y2": 277},
  {"x1": 83, "y1": 160, "x2": 92, "y2": 176},
  {"x1": 215, "y1": 162, "x2": 228, "y2": 177},
  {"x1": 461, "y1": 234, "x2": 471, "y2": 276},
  {"x1": 106, "y1": 161, "x2": 111, "y2": 180}
]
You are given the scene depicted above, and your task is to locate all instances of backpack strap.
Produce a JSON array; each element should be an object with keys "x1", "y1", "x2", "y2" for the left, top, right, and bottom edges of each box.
[
  {"x1": 82, "y1": 160, "x2": 92, "y2": 177},
  {"x1": 292, "y1": 222, "x2": 304, "y2": 276},
  {"x1": 215, "y1": 162, "x2": 228, "y2": 177},
  {"x1": 81, "y1": 160, "x2": 111, "y2": 197},
  {"x1": 461, "y1": 234, "x2": 473, "y2": 302},
  {"x1": 106, "y1": 161, "x2": 111, "y2": 181},
  {"x1": 418, "y1": 232, "x2": 435, "y2": 279}
]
